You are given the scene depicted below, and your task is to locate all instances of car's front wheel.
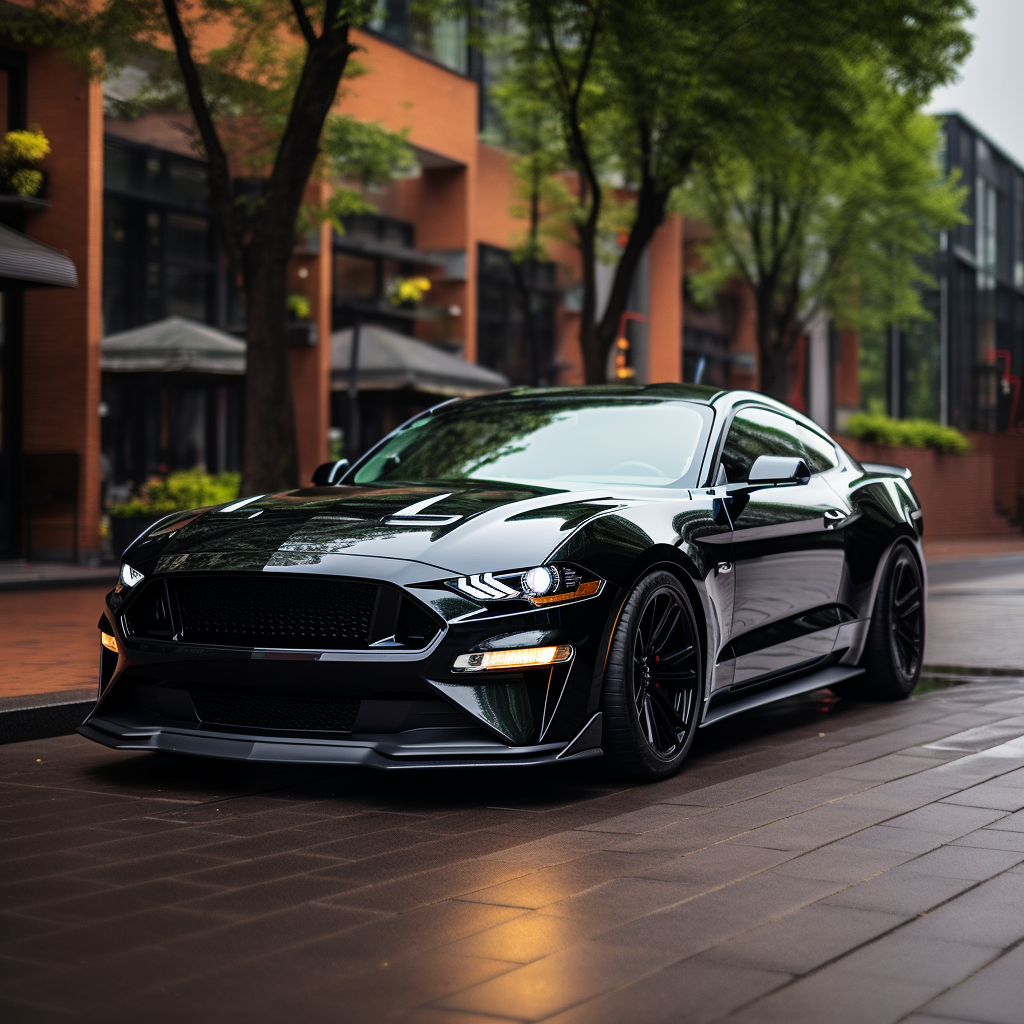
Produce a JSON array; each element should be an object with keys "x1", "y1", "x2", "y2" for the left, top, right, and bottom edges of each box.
[{"x1": 601, "y1": 570, "x2": 703, "y2": 780}]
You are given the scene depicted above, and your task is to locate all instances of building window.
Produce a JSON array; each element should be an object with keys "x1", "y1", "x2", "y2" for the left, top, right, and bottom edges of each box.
[
  {"x1": 369, "y1": 0, "x2": 469, "y2": 75},
  {"x1": 102, "y1": 138, "x2": 217, "y2": 335},
  {"x1": 333, "y1": 213, "x2": 442, "y2": 334},
  {"x1": 476, "y1": 244, "x2": 557, "y2": 385}
]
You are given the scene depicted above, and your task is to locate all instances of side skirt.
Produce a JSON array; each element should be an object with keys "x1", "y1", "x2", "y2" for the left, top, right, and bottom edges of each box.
[{"x1": 699, "y1": 665, "x2": 864, "y2": 728}]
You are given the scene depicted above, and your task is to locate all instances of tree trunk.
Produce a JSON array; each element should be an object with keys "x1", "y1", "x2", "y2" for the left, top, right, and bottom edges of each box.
[
  {"x1": 592, "y1": 180, "x2": 670, "y2": 383},
  {"x1": 241, "y1": 246, "x2": 300, "y2": 494},
  {"x1": 158, "y1": 0, "x2": 355, "y2": 496},
  {"x1": 755, "y1": 281, "x2": 800, "y2": 401}
]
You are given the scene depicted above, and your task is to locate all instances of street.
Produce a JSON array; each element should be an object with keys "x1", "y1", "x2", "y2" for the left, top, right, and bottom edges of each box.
[{"x1": 2, "y1": 555, "x2": 1024, "y2": 1024}]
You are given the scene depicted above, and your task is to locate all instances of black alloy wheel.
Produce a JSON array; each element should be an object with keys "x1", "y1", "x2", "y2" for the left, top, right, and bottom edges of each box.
[
  {"x1": 889, "y1": 553, "x2": 925, "y2": 679},
  {"x1": 602, "y1": 570, "x2": 703, "y2": 779},
  {"x1": 845, "y1": 544, "x2": 925, "y2": 701}
]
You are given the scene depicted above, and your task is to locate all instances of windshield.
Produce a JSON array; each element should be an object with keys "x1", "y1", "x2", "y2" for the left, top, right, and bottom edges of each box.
[{"x1": 350, "y1": 396, "x2": 713, "y2": 490}]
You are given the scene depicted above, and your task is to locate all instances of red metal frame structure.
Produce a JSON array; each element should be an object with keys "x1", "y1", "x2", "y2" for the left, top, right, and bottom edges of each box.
[{"x1": 988, "y1": 349, "x2": 1021, "y2": 432}]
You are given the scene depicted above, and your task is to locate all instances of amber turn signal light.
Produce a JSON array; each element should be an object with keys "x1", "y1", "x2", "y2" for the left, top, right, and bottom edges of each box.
[
  {"x1": 530, "y1": 580, "x2": 601, "y2": 605},
  {"x1": 100, "y1": 632, "x2": 119, "y2": 654},
  {"x1": 453, "y1": 644, "x2": 573, "y2": 673}
]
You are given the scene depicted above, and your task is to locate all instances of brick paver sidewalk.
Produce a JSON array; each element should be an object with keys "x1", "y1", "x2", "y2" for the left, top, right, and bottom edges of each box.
[{"x1": 3, "y1": 673, "x2": 1024, "y2": 1024}]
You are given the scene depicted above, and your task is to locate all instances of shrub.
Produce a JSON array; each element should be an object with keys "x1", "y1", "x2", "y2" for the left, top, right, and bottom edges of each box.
[
  {"x1": 287, "y1": 293, "x2": 311, "y2": 320},
  {"x1": 109, "y1": 470, "x2": 240, "y2": 519},
  {"x1": 846, "y1": 413, "x2": 971, "y2": 454},
  {"x1": 1, "y1": 127, "x2": 50, "y2": 197}
]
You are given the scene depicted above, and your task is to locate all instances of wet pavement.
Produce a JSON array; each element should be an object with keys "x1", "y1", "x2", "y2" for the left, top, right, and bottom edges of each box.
[
  {"x1": 3, "y1": 553, "x2": 1024, "y2": 1023},
  {"x1": 3, "y1": 673, "x2": 1024, "y2": 1023}
]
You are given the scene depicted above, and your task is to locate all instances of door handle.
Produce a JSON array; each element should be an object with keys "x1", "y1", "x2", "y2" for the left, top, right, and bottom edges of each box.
[{"x1": 823, "y1": 509, "x2": 847, "y2": 529}]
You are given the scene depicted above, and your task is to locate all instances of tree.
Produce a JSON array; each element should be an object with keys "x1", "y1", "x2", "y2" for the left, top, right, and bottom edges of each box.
[
  {"x1": 7, "y1": 1, "x2": 412, "y2": 492},
  {"x1": 502, "y1": 0, "x2": 972, "y2": 385},
  {"x1": 488, "y1": 38, "x2": 575, "y2": 383},
  {"x1": 682, "y1": 79, "x2": 967, "y2": 400}
]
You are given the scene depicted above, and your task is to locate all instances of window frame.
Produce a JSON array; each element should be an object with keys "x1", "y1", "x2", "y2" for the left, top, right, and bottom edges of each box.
[{"x1": 709, "y1": 402, "x2": 841, "y2": 485}]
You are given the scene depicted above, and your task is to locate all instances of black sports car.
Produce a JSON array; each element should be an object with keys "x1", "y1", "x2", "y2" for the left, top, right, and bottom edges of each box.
[{"x1": 83, "y1": 385, "x2": 926, "y2": 779}]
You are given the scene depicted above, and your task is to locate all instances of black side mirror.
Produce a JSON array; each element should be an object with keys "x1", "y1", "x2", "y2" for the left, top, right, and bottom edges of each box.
[
  {"x1": 747, "y1": 456, "x2": 810, "y2": 487},
  {"x1": 311, "y1": 459, "x2": 350, "y2": 487}
]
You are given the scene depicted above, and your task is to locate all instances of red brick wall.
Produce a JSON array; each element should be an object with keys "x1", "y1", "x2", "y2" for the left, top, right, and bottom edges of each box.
[
  {"x1": 20, "y1": 49, "x2": 103, "y2": 560},
  {"x1": 839, "y1": 437, "x2": 1021, "y2": 539},
  {"x1": 963, "y1": 432, "x2": 1024, "y2": 522}
]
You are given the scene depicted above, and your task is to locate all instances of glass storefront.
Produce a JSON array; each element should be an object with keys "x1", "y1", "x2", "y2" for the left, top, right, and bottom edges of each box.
[{"x1": 102, "y1": 138, "x2": 218, "y2": 335}]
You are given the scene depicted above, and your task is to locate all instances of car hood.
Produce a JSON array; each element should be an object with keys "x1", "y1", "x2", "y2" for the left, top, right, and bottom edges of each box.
[{"x1": 124, "y1": 482, "x2": 659, "y2": 577}]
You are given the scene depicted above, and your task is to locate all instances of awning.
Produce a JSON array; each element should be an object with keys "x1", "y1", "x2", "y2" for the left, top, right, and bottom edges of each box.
[
  {"x1": 332, "y1": 324, "x2": 509, "y2": 396},
  {"x1": 101, "y1": 316, "x2": 245, "y2": 374},
  {"x1": 0, "y1": 223, "x2": 78, "y2": 288}
]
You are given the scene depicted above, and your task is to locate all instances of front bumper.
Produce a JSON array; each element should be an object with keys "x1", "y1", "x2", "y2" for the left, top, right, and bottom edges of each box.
[{"x1": 84, "y1": 560, "x2": 618, "y2": 768}]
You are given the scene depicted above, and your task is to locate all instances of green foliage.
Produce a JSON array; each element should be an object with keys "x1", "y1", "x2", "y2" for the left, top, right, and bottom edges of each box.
[
  {"x1": 845, "y1": 413, "x2": 971, "y2": 454},
  {"x1": 4, "y1": 3, "x2": 411, "y2": 231},
  {"x1": 322, "y1": 116, "x2": 416, "y2": 185},
  {"x1": 109, "y1": 471, "x2": 241, "y2": 518},
  {"x1": 486, "y1": 0, "x2": 972, "y2": 382},
  {"x1": 681, "y1": 70, "x2": 968, "y2": 396},
  {"x1": 287, "y1": 293, "x2": 311, "y2": 320}
]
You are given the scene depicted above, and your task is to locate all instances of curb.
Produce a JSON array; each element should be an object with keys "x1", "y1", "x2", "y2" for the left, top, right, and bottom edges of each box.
[
  {"x1": 0, "y1": 573, "x2": 115, "y2": 593},
  {"x1": 0, "y1": 690, "x2": 95, "y2": 745},
  {"x1": 922, "y1": 664, "x2": 1024, "y2": 678}
]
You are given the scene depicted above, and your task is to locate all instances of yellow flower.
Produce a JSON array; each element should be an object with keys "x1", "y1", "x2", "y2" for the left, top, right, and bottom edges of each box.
[
  {"x1": 389, "y1": 276, "x2": 432, "y2": 306},
  {"x1": 3, "y1": 129, "x2": 50, "y2": 164}
]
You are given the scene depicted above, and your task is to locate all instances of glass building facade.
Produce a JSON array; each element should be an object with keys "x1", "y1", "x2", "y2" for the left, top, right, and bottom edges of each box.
[{"x1": 875, "y1": 115, "x2": 1024, "y2": 431}]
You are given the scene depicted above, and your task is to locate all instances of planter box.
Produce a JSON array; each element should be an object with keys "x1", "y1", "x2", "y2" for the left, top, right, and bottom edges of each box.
[
  {"x1": 838, "y1": 437, "x2": 1021, "y2": 540},
  {"x1": 110, "y1": 515, "x2": 166, "y2": 560}
]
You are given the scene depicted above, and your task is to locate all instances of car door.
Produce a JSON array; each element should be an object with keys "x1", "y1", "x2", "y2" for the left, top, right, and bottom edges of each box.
[{"x1": 717, "y1": 406, "x2": 853, "y2": 688}]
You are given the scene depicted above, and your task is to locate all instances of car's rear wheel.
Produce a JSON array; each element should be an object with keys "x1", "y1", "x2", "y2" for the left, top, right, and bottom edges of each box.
[
  {"x1": 601, "y1": 570, "x2": 703, "y2": 780},
  {"x1": 843, "y1": 544, "x2": 924, "y2": 701}
]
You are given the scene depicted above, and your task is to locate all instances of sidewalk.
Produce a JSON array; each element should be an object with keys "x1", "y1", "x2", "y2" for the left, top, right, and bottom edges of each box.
[
  {"x1": 0, "y1": 585, "x2": 109, "y2": 697},
  {"x1": 3, "y1": 673, "x2": 1024, "y2": 1022},
  {"x1": 0, "y1": 560, "x2": 115, "y2": 592}
]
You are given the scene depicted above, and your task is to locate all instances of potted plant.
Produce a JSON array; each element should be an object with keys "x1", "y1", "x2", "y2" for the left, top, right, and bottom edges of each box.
[
  {"x1": 387, "y1": 275, "x2": 432, "y2": 309},
  {"x1": 109, "y1": 470, "x2": 240, "y2": 558},
  {"x1": 287, "y1": 292, "x2": 314, "y2": 346},
  {"x1": 0, "y1": 127, "x2": 50, "y2": 198}
]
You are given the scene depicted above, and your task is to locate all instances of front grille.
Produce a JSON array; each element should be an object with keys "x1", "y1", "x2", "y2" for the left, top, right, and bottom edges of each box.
[
  {"x1": 122, "y1": 573, "x2": 442, "y2": 650},
  {"x1": 192, "y1": 691, "x2": 361, "y2": 733},
  {"x1": 173, "y1": 574, "x2": 378, "y2": 649}
]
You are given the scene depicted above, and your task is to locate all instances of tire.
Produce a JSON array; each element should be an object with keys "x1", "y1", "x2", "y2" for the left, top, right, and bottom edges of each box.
[
  {"x1": 844, "y1": 544, "x2": 925, "y2": 701},
  {"x1": 601, "y1": 570, "x2": 704, "y2": 780}
]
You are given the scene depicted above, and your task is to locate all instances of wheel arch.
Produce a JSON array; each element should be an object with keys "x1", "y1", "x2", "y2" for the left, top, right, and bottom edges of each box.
[{"x1": 589, "y1": 545, "x2": 711, "y2": 713}]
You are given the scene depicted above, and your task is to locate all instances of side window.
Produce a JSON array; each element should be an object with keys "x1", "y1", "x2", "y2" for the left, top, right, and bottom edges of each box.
[
  {"x1": 718, "y1": 408, "x2": 805, "y2": 482},
  {"x1": 793, "y1": 423, "x2": 838, "y2": 474}
]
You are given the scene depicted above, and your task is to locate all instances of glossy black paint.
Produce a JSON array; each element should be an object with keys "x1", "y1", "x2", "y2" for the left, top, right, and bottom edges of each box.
[{"x1": 80, "y1": 385, "x2": 924, "y2": 769}]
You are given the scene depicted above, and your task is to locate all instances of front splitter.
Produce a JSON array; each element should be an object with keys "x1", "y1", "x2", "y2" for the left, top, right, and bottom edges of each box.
[{"x1": 77, "y1": 711, "x2": 604, "y2": 770}]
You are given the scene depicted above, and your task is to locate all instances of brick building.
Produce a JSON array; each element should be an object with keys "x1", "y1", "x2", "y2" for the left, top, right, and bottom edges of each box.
[{"x1": 0, "y1": 5, "x2": 860, "y2": 563}]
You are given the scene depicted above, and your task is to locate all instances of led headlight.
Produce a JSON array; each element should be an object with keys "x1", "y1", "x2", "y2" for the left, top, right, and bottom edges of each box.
[
  {"x1": 448, "y1": 563, "x2": 603, "y2": 607},
  {"x1": 522, "y1": 566, "x2": 556, "y2": 596}
]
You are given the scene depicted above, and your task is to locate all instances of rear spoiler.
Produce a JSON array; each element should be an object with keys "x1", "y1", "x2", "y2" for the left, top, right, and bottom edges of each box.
[{"x1": 860, "y1": 461, "x2": 912, "y2": 481}]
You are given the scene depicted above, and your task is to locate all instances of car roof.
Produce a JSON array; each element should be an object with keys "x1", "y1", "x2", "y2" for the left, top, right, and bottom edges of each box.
[
  {"x1": 446, "y1": 386, "x2": 831, "y2": 441},
  {"x1": 480, "y1": 383, "x2": 725, "y2": 405}
]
